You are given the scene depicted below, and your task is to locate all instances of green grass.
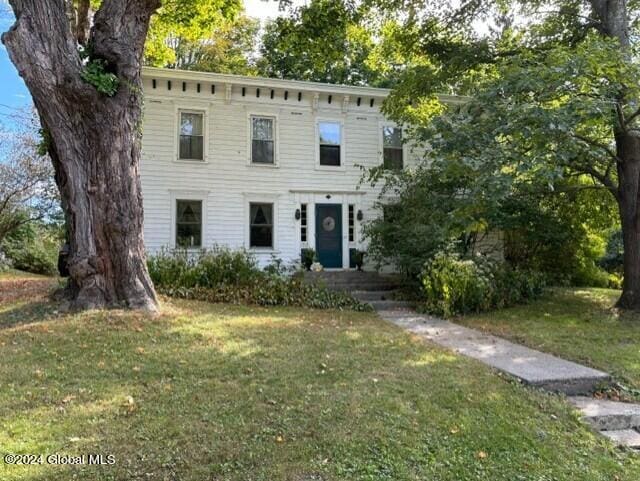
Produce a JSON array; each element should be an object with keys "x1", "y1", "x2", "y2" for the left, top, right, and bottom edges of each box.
[
  {"x1": 1, "y1": 277, "x2": 639, "y2": 480},
  {"x1": 457, "y1": 288, "x2": 640, "y2": 395}
]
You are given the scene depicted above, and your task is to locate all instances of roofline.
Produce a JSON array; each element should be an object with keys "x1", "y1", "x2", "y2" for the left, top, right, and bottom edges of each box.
[
  {"x1": 142, "y1": 67, "x2": 391, "y2": 98},
  {"x1": 141, "y1": 67, "x2": 470, "y2": 105}
]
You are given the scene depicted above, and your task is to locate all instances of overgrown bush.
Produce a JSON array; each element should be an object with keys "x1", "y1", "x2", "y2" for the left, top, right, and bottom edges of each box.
[
  {"x1": 420, "y1": 251, "x2": 546, "y2": 317},
  {"x1": 148, "y1": 248, "x2": 370, "y2": 311}
]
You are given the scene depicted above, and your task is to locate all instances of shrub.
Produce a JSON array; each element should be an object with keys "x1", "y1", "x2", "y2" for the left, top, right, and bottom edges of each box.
[
  {"x1": 1, "y1": 222, "x2": 61, "y2": 275},
  {"x1": 420, "y1": 251, "x2": 545, "y2": 317},
  {"x1": 147, "y1": 247, "x2": 259, "y2": 290},
  {"x1": 148, "y1": 248, "x2": 370, "y2": 311},
  {"x1": 600, "y1": 229, "x2": 623, "y2": 274}
]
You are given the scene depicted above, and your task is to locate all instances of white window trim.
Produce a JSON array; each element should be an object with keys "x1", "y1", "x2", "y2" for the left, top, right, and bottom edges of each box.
[
  {"x1": 379, "y1": 121, "x2": 407, "y2": 169},
  {"x1": 315, "y1": 117, "x2": 346, "y2": 171},
  {"x1": 169, "y1": 190, "x2": 208, "y2": 250},
  {"x1": 247, "y1": 111, "x2": 279, "y2": 167},
  {"x1": 244, "y1": 193, "x2": 279, "y2": 252},
  {"x1": 175, "y1": 105, "x2": 210, "y2": 163}
]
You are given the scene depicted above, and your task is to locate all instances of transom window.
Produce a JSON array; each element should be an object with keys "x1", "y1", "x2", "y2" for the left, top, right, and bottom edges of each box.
[
  {"x1": 318, "y1": 121, "x2": 342, "y2": 166},
  {"x1": 176, "y1": 199, "x2": 202, "y2": 248},
  {"x1": 179, "y1": 111, "x2": 204, "y2": 161},
  {"x1": 250, "y1": 202, "x2": 273, "y2": 248},
  {"x1": 383, "y1": 126, "x2": 403, "y2": 170},
  {"x1": 251, "y1": 116, "x2": 275, "y2": 164}
]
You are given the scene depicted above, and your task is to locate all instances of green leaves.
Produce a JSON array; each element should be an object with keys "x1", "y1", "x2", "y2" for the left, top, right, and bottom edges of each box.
[{"x1": 80, "y1": 58, "x2": 119, "y2": 96}]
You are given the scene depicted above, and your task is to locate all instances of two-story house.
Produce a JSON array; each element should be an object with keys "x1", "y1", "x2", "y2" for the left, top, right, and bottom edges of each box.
[{"x1": 139, "y1": 67, "x2": 465, "y2": 269}]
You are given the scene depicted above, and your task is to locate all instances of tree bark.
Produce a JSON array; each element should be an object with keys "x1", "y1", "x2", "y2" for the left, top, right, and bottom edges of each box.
[
  {"x1": 2, "y1": 0, "x2": 160, "y2": 311},
  {"x1": 615, "y1": 133, "x2": 640, "y2": 309},
  {"x1": 588, "y1": 0, "x2": 640, "y2": 310}
]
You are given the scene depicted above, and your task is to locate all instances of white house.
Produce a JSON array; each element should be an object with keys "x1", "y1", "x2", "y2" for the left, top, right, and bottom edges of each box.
[{"x1": 139, "y1": 67, "x2": 466, "y2": 269}]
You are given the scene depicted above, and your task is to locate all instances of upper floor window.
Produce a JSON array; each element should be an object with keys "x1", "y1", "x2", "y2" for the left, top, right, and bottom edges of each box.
[
  {"x1": 179, "y1": 111, "x2": 204, "y2": 161},
  {"x1": 318, "y1": 121, "x2": 342, "y2": 167},
  {"x1": 251, "y1": 116, "x2": 275, "y2": 164},
  {"x1": 383, "y1": 126, "x2": 403, "y2": 170},
  {"x1": 250, "y1": 202, "x2": 273, "y2": 248},
  {"x1": 176, "y1": 199, "x2": 202, "y2": 248}
]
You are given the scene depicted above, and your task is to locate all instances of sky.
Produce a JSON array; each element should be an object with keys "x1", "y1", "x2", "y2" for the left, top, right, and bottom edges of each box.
[{"x1": 0, "y1": 0, "x2": 305, "y2": 129}]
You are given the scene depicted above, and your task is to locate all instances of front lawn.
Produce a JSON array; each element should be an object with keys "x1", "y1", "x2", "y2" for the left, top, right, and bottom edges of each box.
[
  {"x1": 1, "y1": 277, "x2": 639, "y2": 480},
  {"x1": 457, "y1": 288, "x2": 640, "y2": 396}
]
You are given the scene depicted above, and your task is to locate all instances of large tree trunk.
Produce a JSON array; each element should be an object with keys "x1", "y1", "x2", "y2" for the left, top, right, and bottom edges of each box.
[
  {"x1": 590, "y1": 0, "x2": 640, "y2": 309},
  {"x1": 615, "y1": 135, "x2": 640, "y2": 309},
  {"x1": 2, "y1": 0, "x2": 160, "y2": 311}
]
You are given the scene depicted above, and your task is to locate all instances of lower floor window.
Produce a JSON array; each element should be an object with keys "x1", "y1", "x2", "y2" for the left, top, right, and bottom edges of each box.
[
  {"x1": 250, "y1": 202, "x2": 273, "y2": 248},
  {"x1": 176, "y1": 199, "x2": 202, "y2": 248}
]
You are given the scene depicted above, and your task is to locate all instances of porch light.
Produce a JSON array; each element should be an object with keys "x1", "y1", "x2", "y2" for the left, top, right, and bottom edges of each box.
[
  {"x1": 295, "y1": 208, "x2": 301, "y2": 220},
  {"x1": 357, "y1": 210, "x2": 363, "y2": 221}
]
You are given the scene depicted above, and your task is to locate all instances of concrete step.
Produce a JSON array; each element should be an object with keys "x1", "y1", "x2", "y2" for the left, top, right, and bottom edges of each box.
[
  {"x1": 352, "y1": 290, "x2": 398, "y2": 301},
  {"x1": 601, "y1": 429, "x2": 640, "y2": 448},
  {"x1": 369, "y1": 300, "x2": 414, "y2": 311},
  {"x1": 568, "y1": 397, "x2": 640, "y2": 431}
]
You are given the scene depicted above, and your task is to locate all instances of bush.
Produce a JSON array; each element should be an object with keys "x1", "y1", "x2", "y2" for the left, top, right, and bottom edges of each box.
[
  {"x1": 420, "y1": 251, "x2": 545, "y2": 317},
  {"x1": 600, "y1": 229, "x2": 623, "y2": 274},
  {"x1": 148, "y1": 248, "x2": 370, "y2": 311},
  {"x1": 1, "y1": 222, "x2": 61, "y2": 275}
]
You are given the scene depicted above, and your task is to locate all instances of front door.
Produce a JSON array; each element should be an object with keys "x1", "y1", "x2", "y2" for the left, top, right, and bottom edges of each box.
[{"x1": 315, "y1": 204, "x2": 343, "y2": 268}]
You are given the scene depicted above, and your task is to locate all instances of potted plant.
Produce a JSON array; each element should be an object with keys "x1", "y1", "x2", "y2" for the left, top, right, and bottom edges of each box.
[
  {"x1": 354, "y1": 250, "x2": 366, "y2": 271},
  {"x1": 301, "y1": 248, "x2": 316, "y2": 271}
]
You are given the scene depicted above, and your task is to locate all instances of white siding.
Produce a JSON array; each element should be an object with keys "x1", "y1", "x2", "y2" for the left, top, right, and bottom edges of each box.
[{"x1": 140, "y1": 72, "x2": 423, "y2": 268}]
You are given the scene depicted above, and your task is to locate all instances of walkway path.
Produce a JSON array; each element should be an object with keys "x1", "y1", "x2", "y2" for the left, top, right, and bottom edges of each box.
[{"x1": 377, "y1": 308, "x2": 640, "y2": 449}]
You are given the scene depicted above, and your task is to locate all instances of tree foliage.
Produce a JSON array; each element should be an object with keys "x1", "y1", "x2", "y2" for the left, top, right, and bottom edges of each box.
[
  {"x1": 144, "y1": 0, "x2": 243, "y2": 67},
  {"x1": 364, "y1": 0, "x2": 637, "y2": 300},
  {"x1": 259, "y1": 0, "x2": 383, "y2": 85}
]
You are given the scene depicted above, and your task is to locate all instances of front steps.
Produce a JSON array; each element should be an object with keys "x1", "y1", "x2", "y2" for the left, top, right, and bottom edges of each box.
[
  {"x1": 568, "y1": 396, "x2": 640, "y2": 449},
  {"x1": 304, "y1": 271, "x2": 413, "y2": 310}
]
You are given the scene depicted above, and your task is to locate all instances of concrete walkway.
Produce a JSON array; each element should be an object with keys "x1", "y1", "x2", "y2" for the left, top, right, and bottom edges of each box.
[
  {"x1": 380, "y1": 309, "x2": 610, "y2": 395},
  {"x1": 377, "y1": 308, "x2": 640, "y2": 449}
]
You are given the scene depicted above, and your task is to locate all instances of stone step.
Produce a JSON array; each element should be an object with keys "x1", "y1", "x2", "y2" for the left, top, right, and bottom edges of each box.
[
  {"x1": 568, "y1": 397, "x2": 640, "y2": 431},
  {"x1": 369, "y1": 300, "x2": 414, "y2": 311},
  {"x1": 600, "y1": 429, "x2": 640, "y2": 448},
  {"x1": 352, "y1": 290, "x2": 398, "y2": 301}
]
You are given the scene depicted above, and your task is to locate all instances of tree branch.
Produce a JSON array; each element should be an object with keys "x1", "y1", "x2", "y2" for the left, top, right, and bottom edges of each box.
[
  {"x1": 90, "y1": 0, "x2": 161, "y2": 80},
  {"x1": 76, "y1": 0, "x2": 90, "y2": 45},
  {"x1": 2, "y1": 0, "x2": 91, "y2": 101},
  {"x1": 571, "y1": 132, "x2": 621, "y2": 162}
]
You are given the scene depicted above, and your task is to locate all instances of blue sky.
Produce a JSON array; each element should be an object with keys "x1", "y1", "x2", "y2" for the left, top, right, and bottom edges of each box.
[{"x1": 0, "y1": 7, "x2": 32, "y2": 127}]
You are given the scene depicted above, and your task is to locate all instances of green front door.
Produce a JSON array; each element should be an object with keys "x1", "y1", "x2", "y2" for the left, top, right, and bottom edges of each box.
[{"x1": 315, "y1": 204, "x2": 343, "y2": 268}]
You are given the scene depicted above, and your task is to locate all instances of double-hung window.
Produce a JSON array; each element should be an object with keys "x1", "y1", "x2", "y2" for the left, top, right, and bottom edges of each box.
[
  {"x1": 318, "y1": 121, "x2": 342, "y2": 166},
  {"x1": 251, "y1": 116, "x2": 275, "y2": 164},
  {"x1": 179, "y1": 111, "x2": 204, "y2": 161},
  {"x1": 383, "y1": 126, "x2": 403, "y2": 170},
  {"x1": 249, "y1": 202, "x2": 274, "y2": 248},
  {"x1": 176, "y1": 199, "x2": 202, "y2": 248}
]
